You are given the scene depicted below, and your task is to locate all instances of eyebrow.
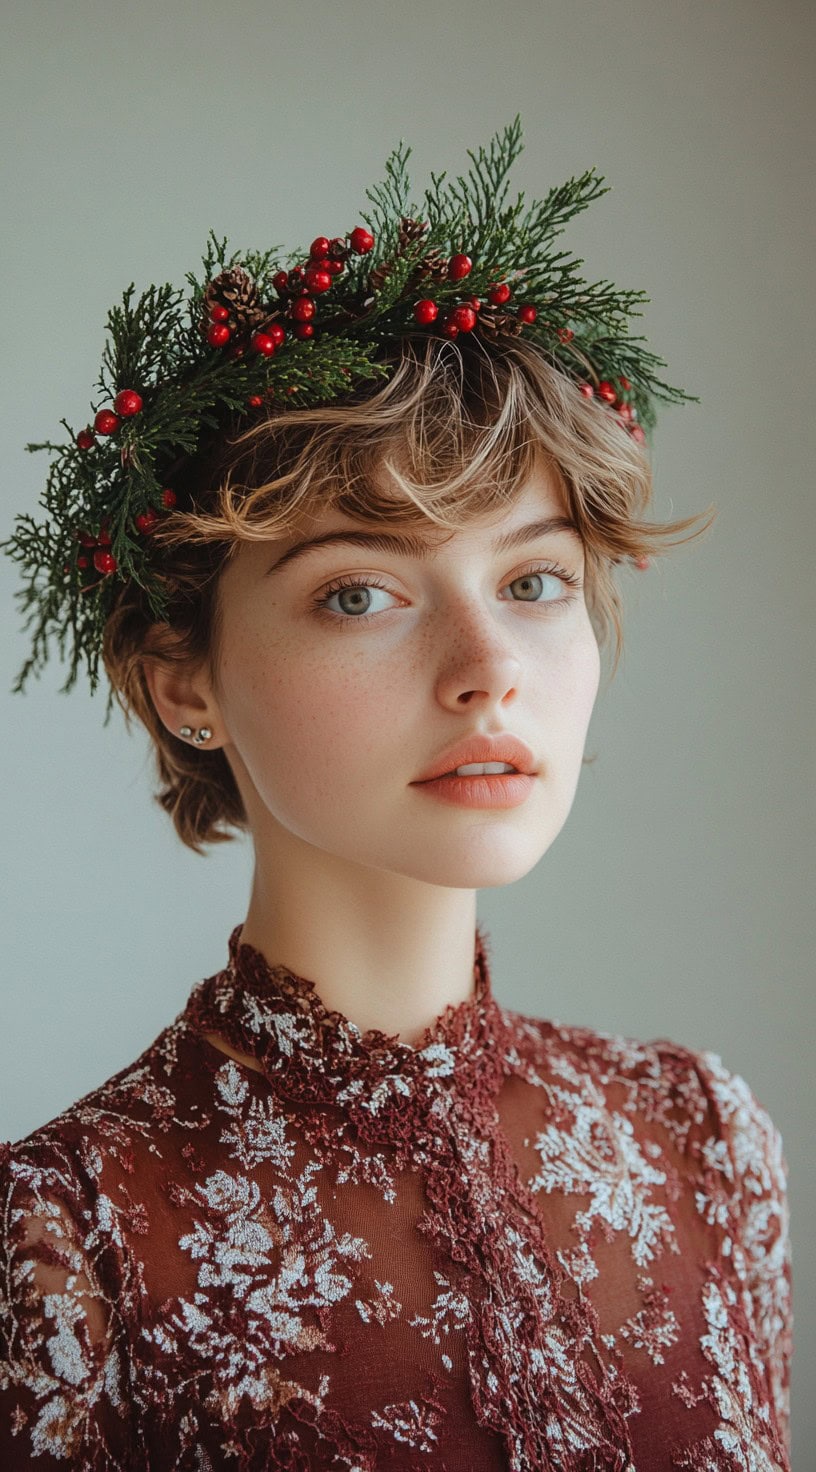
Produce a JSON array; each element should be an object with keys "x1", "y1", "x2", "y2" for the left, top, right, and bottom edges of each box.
[{"x1": 265, "y1": 516, "x2": 582, "y2": 577}]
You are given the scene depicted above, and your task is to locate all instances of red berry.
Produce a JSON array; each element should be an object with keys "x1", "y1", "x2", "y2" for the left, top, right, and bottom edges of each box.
[
  {"x1": 488, "y1": 283, "x2": 511, "y2": 305},
  {"x1": 324, "y1": 259, "x2": 344, "y2": 276},
  {"x1": 451, "y1": 304, "x2": 477, "y2": 332},
  {"x1": 578, "y1": 383, "x2": 594, "y2": 398},
  {"x1": 349, "y1": 227, "x2": 375, "y2": 254},
  {"x1": 207, "y1": 322, "x2": 231, "y2": 348},
  {"x1": 448, "y1": 253, "x2": 472, "y2": 282},
  {"x1": 97, "y1": 519, "x2": 112, "y2": 545},
  {"x1": 250, "y1": 332, "x2": 276, "y2": 357},
  {"x1": 227, "y1": 343, "x2": 246, "y2": 360},
  {"x1": 304, "y1": 268, "x2": 332, "y2": 294},
  {"x1": 597, "y1": 380, "x2": 617, "y2": 403},
  {"x1": 413, "y1": 299, "x2": 438, "y2": 325},
  {"x1": 557, "y1": 328, "x2": 574, "y2": 344},
  {"x1": 468, "y1": 297, "x2": 482, "y2": 311},
  {"x1": 617, "y1": 403, "x2": 633, "y2": 421},
  {"x1": 247, "y1": 394, "x2": 264, "y2": 408},
  {"x1": 288, "y1": 267, "x2": 305, "y2": 285},
  {"x1": 268, "y1": 323, "x2": 286, "y2": 346},
  {"x1": 93, "y1": 548, "x2": 117, "y2": 575},
  {"x1": 293, "y1": 322, "x2": 314, "y2": 339},
  {"x1": 113, "y1": 388, "x2": 143, "y2": 417},
  {"x1": 440, "y1": 318, "x2": 460, "y2": 338},
  {"x1": 517, "y1": 305, "x2": 537, "y2": 325},
  {"x1": 77, "y1": 554, "x2": 89, "y2": 569},
  {"x1": 76, "y1": 428, "x2": 95, "y2": 450},
  {"x1": 94, "y1": 408, "x2": 120, "y2": 435},
  {"x1": 291, "y1": 296, "x2": 316, "y2": 321},
  {"x1": 135, "y1": 509, "x2": 159, "y2": 534},
  {"x1": 161, "y1": 487, "x2": 177, "y2": 508},
  {"x1": 619, "y1": 376, "x2": 631, "y2": 390},
  {"x1": 631, "y1": 425, "x2": 646, "y2": 443},
  {"x1": 209, "y1": 304, "x2": 230, "y2": 322},
  {"x1": 309, "y1": 236, "x2": 330, "y2": 260},
  {"x1": 272, "y1": 271, "x2": 289, "y2": 292}
]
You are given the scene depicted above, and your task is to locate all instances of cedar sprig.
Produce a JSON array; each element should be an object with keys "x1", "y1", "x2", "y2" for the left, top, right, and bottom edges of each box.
[
  {"x1": 97, "y1": 282, "x2": 189, "y2": 405},
  {"x1": 354, "y1": 140, "x2": 414, "y2": 276}
]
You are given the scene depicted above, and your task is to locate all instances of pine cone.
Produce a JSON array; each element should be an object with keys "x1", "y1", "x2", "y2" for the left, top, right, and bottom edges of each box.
[
  {"x1": 367, "y1": 262, "x2": 392, "y2": 295},
  {"x1": 368, "y1": 216, "x2": 432, "y2": 294},
  {"x1": 476, "y1": 307, "x2": 525, "y2": 339},
  {"x1": 398, "y1": 215, "x2": 430, "y2": 249},
  {"x1": 201, "y1": 267, "x2": 267, "y2": 336},
  {"x1": 399, "y1": 251, "x2": 447, "y2": 303},
  {"x1": 414, "y1": 248, "x2": 449, "y2": 283}
]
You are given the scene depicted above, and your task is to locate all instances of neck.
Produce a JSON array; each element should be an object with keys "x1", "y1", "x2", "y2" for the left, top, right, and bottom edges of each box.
[{"x1": 237, "y1": 847, "x2": 481, "y2": 1048}]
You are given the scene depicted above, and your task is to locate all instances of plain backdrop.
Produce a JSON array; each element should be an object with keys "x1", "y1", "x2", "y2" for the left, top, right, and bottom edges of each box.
[{"x1": 1, "y1": 0, "x2": 812, "y2": 1458}]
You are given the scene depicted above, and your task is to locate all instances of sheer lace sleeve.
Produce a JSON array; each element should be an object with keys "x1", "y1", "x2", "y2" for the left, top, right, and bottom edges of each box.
[
  {"x1": 0, "y1": 1138, "x2": 134, "y2": 1467},
  {"x1": 693, "y1": 1051, "x2": 794, "y2": 1461}
]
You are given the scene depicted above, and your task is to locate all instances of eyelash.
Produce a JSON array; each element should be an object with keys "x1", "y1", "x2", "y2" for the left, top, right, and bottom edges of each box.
[{"x1": 310, "y1": 561, "x2": 584, "y2": 625}]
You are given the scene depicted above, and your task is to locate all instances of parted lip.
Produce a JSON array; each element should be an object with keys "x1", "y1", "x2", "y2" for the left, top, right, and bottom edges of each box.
[{"x1": 412, "y1": 734, "x2": 538, "y2": 783}]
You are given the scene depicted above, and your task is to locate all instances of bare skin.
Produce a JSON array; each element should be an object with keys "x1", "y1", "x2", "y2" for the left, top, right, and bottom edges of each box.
[
  {"x1": 200, "y1": 1031, "x2": 264, "y2": 1072},
  {"x1": 145, "y1": 453, "x2": 601, "y2": 1047}
]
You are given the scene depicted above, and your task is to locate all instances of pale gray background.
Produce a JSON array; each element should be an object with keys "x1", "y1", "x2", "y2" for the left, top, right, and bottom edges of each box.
[{"x1": 1, "y1": 0, "x2": 812, "y2": 1458}]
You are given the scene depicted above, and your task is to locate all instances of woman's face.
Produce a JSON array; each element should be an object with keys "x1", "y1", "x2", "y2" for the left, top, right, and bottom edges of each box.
[{"x1": 202, "y1": 458, "x2": 601, "y2": 890}]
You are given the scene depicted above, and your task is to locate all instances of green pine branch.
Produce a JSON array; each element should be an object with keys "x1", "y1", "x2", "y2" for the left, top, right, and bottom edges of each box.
[{"x1": 359, "y1": 138, "x2": 415, "y2": 262}]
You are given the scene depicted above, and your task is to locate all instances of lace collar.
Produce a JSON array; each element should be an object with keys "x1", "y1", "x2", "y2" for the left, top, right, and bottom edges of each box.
[{"x1": 184, "y1": 922, "x2": 511, "y2": 1115}]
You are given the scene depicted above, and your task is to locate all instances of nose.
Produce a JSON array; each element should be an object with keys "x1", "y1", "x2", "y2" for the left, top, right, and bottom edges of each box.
[{"x1": 428, "y1": 601, "x2": 523, "y2": 709}]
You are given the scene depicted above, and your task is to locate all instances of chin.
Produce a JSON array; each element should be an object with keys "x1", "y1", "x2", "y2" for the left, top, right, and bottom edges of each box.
[{"x1": 385, "y1": 833, "x2": 558, "y2": 890}]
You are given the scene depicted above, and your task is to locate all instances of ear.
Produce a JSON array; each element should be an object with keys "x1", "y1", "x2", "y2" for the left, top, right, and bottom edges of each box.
[{"x1": 141, "y1": 623, "x2": 227, "y2": 750}]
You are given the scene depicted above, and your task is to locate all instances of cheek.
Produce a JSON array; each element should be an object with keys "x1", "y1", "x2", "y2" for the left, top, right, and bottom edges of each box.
[
  {"x1": 538, "y1": 620, "x2": 601, "y2": 722},
  {"x1": 572, "y1": 624, "x2": 602, "y2": 724},
  {"x1": 219, "y1": 624, "x2": 403, "y2": 801}
]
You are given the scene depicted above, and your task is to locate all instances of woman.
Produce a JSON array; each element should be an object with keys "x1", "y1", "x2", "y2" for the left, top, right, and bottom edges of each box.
[{"x1": 0, "y1": 121, "x2": 792, "y2": 1469}]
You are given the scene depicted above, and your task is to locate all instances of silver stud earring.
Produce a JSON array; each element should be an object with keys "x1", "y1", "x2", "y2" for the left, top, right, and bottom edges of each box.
[{"x1": 178, "y1": 725, "x2": 212, "y2": 745}]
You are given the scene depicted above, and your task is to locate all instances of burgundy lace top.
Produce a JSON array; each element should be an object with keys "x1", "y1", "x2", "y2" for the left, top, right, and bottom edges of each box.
[{"x1": 0, "y1": 923, "x2": 792, "y2": 1470}]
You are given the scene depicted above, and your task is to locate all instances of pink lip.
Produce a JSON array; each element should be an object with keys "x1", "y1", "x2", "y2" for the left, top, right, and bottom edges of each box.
[
  {"x1": 412, "y1": 772, "x2": 536, "y2": 809},
  {"x1": 413, "y1": 732, "x2": 538, "y2": 783}
]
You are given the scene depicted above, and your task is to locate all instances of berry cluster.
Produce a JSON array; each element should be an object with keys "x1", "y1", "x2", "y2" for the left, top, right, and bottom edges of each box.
[
  {"x1": 65, "y1": 517, "x2": 117, "y2": 580},
  {"x1": 578, "y1": 374, "x2": 646, "y2": 444},
  {"x1": 412, "y1": 268, "x2": 644, "y2": 442},
  {"x1": 69, "y1": 370, "x2": 180, "y2": 581},
  {"x1": 63, "y1": 487, "x2": 178, "y2": 582},
  {"x1": 411, "y1": 255, "x2": 539, "y2": 338},
  {"x1": 205, "y1": 225, "x2": 376, "y2": 360},
  {"x1": 75, "y1": 388, "x2": 144, "y2": 451}
]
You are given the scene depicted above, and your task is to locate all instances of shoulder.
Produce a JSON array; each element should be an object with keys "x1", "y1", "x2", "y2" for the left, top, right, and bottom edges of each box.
[
  {"x1": 0, "y1": 1011, "x2": 200, "y2": 1348},
  {"x1": 0, "y1": 1011, "x2": 196, "y2": 1215},
  {"x1": 505, "y1": 1006, "x2": 787, "y2": 1181}
]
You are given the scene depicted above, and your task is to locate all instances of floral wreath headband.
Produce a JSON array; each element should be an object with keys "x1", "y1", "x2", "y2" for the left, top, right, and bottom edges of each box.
[{"x1": 1, "y1": 115, "x2": 697, "y2": 723}]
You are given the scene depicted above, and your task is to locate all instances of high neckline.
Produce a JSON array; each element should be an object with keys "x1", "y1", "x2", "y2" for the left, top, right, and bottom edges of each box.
[{"x1": 184, "y1": 921, "x2": 511, "y2": 1115}]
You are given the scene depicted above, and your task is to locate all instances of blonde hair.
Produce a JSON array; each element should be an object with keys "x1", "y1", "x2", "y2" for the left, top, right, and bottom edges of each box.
[{"x1": 102, "y1": 330, "x2": 714, "y2": 853}]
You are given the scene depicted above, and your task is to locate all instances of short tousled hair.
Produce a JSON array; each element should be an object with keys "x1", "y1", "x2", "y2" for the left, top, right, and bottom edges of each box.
[{"x1": 102, "y1": 330, "x2": 714, "y2": 853}]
